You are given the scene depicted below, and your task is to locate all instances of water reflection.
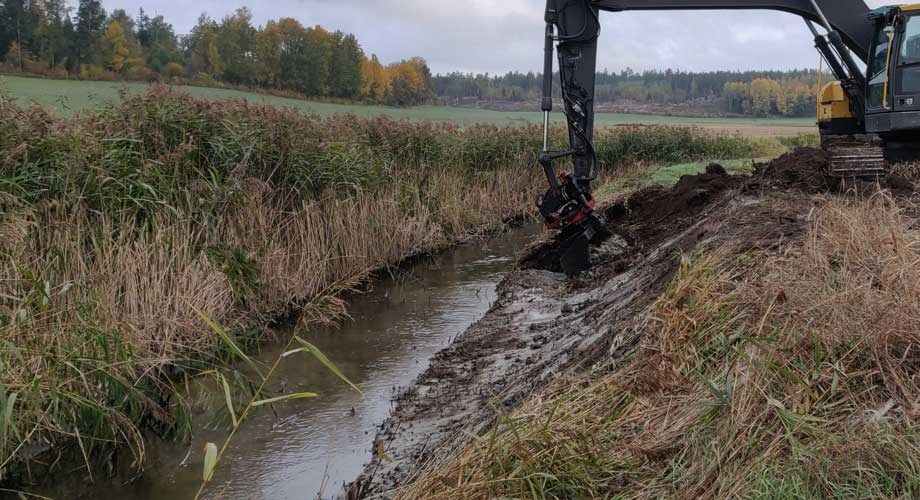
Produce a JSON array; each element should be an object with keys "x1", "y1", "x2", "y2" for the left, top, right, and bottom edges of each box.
[{"x1": 40, "y1": 224, "x2": 539, "y2": 500}]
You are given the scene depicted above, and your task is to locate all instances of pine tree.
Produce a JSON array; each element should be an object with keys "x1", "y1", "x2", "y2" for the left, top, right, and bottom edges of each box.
[
  {"x1": 74, "y1": 0, "x2": 106, "y2": 66},
  {"x1": 0, "y1": 0, "x2": 35, "y2": 68}
]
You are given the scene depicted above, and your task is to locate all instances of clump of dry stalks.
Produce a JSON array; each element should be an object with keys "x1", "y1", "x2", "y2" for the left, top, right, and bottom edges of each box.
[
  {"x1": 0, "y1": 88, "x2": 539, "y2": 479},
  {"x1": 401, "y1": 193, "x2": 920, "y2": 499},
  {"x1": 0, "y1": 85, "x2": 775, "y2": 480},
  {"x1": 891, "y1": 162, "x2": 920, "y2": 182}
]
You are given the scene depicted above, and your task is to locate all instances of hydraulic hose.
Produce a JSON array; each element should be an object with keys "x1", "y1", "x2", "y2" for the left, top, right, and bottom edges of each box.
[
  {"x1": 808, "y1": 0, "x2": 865, "y2": 89},
  {"x1": 805, "y1": 19, "x2": 849, "y2": 84},
  {"x1": 543, "y1": 22, "x2": 555, "y2": 151}
]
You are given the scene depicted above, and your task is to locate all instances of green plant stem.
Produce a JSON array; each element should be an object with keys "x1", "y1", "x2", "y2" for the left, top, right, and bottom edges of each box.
[{"x1": 193, "y1": 332, "x2": 299, "y2": 500}]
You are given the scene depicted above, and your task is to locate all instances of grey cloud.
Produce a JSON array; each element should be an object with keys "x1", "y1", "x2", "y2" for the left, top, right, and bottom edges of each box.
[{"x1": 98, "y1": 0, "x2": 891, "y2": 74}]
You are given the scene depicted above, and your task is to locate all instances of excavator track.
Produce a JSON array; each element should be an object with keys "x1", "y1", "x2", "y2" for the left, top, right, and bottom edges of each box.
[{"x1": 823, "y1": 135, "x2": 888, "y2": 178}]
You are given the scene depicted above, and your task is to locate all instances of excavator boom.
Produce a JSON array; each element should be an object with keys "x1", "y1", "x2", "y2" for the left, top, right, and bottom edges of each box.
[{"x1": 594, "y1": 0, "x2": 873, "y2": 61}]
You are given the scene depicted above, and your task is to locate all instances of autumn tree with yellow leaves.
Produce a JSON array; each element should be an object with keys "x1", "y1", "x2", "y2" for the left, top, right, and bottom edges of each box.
[
  {"x1": 102, "y1": 20, "x2": 130, "y2": 72},
  {"x1": 724, "y1": 76, "x2": 819, "y2": 117},
  {"x1": 359, "y1": 55, "x2": 433, "y2": 106}
]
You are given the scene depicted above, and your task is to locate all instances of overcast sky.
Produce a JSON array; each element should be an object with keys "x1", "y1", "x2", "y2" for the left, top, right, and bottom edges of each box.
[{"x1": 98, "y1": 0, "x2": 891, "y2": 75}]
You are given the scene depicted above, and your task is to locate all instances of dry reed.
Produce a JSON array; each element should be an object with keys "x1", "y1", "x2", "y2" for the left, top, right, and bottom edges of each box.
[
  {"x1": 401, "y1": 194, "x2": 920, "y2": 499},
  {"x1": 0, "y1": 85, "x2": 781, "y2": 480}
]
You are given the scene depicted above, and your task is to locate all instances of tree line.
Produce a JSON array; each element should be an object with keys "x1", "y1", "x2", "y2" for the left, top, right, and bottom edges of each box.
[
  {"x1": 434, "y1": 69, "x2": 828, "y2": 117},
  {"x1": 0, "y1": 1, "x2": 825, "y2": 115},
  {"x1": 0, "y1": 0, "x2": 434, "y2": 105}
]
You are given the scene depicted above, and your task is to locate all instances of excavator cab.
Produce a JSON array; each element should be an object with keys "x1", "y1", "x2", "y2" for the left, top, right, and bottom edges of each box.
[
  {"x1": 861, "y1": 5, "x2": 920, "y2": 162},
  {"x1": 811, "y1": 5, "x2": 920, "y2": 173},
  {"x1": 866, "y1": 6, "x2": 920, "y2": 117}
]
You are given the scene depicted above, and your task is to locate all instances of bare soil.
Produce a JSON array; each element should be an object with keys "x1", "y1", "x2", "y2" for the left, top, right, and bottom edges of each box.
[
  {"x1": 695, "y1": 123, "x2": 816, "y2": 138},
  {"x1": 344, "y1": 151, "x2": 912, "y2": 499}
]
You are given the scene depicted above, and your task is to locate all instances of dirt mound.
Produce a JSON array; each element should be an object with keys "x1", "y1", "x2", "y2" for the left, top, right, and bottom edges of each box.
[
  {"x1": 886, "y1": 173, "x2": 915, "y2": 196},
  {"x1": 750, "y1": 147, "x2": 915, "y2": 196},
  {"x1": 520, "y1": 163, "x2": 741, "y2": 273},
  {"x1": 605, "y1": 162, "x2": 740, "y2": 244},
  {"x1": 523, "y1": 148, "x2": 917, "y2": 275},
  {"x1": 347, "y1": 146, "x2": 920, "y2": 499},
  {"x1": 348, "y1": 172, "x2": 817, "y2": 499},
  {"x1": 750, "y1": 147, "x2": 831, "y2": 192}
]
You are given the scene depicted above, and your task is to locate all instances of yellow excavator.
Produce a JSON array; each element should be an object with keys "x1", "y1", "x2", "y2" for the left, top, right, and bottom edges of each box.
[{"x1": 538, "y1": 0, "x2": 920, "y2": 273}]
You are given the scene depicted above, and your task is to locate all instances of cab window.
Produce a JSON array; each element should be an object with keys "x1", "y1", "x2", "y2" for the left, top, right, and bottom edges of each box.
[
  {"x1": 899, "y1": 15, "x2": 920, "y2": 94},
  {"x1": 867, "y1": 24, "x2": 891, "y2": 107}
]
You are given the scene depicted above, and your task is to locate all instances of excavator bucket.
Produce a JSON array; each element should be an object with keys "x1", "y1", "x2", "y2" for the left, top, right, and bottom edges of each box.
[
  {"x1": 559, "y1": 227, "x2": 593, "y2": 275},
  {"x1": 557, "y1": 213, "x2": 608, "y2": 276}
]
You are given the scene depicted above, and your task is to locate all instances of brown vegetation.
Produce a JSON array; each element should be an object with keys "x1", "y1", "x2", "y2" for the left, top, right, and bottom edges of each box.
[
  {"x1": 398, "y1": 187, "x2": 920, "y2": 498},
  {"x1": 0, "y1": 87, "x2": 537, "y2": 480},
  {"x1": 0, "y1": 83, "x2": 785, "y2": 482}
]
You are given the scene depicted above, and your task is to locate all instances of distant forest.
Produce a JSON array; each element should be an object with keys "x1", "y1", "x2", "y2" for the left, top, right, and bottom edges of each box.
[
  {"x1": 434, "y1": 69, "x2": 828, "y2": 117},
  {"x1": 0, "y1": 0, "x2": 434, "y2": 105},
  {"x1": 1, "y1": 1, "x2": 822, "y2": 116}
]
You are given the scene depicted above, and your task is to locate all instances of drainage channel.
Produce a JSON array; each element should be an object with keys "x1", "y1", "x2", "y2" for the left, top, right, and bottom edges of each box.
[{"x1": 35, "y1": 224, "x2": 541, "y2": 500}]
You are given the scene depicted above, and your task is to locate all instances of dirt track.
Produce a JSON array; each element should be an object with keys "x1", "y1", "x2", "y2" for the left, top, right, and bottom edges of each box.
[
  {"x1": 694, "y1": 123, "x2": 816, "y2": 138},
  {"x1": 345, "y1": 149, "x2": 911, "y2": 499}
]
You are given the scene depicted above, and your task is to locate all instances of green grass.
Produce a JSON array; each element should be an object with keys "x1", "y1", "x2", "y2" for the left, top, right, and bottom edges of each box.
[
  {"x1": 638, "y1": 158, "x2": 760, "y2": 185},
  {"x1": 594, "y1": 157, "x2": 767, "y2": 203},
  {"x1": 0, "y1": 74, "x2": 818, "y2": 128}
]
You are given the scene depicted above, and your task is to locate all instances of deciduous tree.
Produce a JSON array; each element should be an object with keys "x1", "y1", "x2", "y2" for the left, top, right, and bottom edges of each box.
[
  {"x1": 185, "y1": 13, "x2": 223, "y2": 79},
  {"x1": 216, "y1": 7, "x2": 257, "y2": 85},
  {"x1": 102, "y1": 20, "x2": 129, "y2": 72}
]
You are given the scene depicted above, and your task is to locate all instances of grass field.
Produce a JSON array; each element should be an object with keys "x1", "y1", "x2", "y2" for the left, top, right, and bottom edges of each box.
[{"x1": 0, "y1": 74, "x2": 817, "y2": 132}]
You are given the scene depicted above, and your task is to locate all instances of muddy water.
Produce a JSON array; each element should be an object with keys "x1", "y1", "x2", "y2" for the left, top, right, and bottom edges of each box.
[{"x1": 44, "y1": 224, "x2": 540, "y2": 500}]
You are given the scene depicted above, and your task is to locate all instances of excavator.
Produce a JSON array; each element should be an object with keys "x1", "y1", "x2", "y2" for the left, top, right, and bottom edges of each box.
[{"x1": 538, "y1": 0, "x2": 920, "y2": 274}]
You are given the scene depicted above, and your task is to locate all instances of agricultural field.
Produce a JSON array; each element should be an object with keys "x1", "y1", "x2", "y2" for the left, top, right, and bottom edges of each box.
[{"x1": 0, "y1": 75, "x2": 817, "y2": 136}]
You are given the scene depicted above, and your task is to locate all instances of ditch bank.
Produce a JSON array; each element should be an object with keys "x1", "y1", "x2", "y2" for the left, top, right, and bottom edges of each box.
[
  {"x1": 346, "y1": 148, "x2": 913, "y2": 499},
  {"x1": 0, "y1": 87, "x2": 797, "y2": 493}
]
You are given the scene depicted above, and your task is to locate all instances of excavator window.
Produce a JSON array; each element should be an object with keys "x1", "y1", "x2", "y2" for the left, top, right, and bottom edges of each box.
[
  {"x1": 868, "y1": 25, "x2": 891, "y2": 108},
  {"x1": 899, "y1": 15, "x2": 920, "y2": 94}
]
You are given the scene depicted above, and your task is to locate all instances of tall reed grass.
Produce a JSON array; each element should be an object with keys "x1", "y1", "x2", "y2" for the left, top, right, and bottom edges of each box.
[{"x1": 0, "y1": 86, "x2": 774, "y2": 480}]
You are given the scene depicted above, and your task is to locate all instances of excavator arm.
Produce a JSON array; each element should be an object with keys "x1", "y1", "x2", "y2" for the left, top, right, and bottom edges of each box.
[
  {"x1": 594, "y1": 1, "x2": 873, "y2": 61},
  {"x1": 539, "y1": 0, "x2": 874, "y2": 274}
]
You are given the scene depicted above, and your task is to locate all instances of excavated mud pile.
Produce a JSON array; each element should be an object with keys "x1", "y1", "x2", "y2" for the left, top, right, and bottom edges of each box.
[
  {"x1": 520, "y1": 163, "x2": 742, "y2": 274},
  {"x1": 749, "y1": 147, "x2": 832, "y2": 192},
  {"x1": 748, "y1": 146, "x2": 914, "y2": 196},
  {"x1": 345, "y1": 151, "x2": 913, "y2": 499}
]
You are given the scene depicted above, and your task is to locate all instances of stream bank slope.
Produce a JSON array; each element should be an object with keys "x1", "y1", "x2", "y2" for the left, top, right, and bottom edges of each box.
[{"x1": 347, "y1": 148, "x2": 914, "y2": 498}]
